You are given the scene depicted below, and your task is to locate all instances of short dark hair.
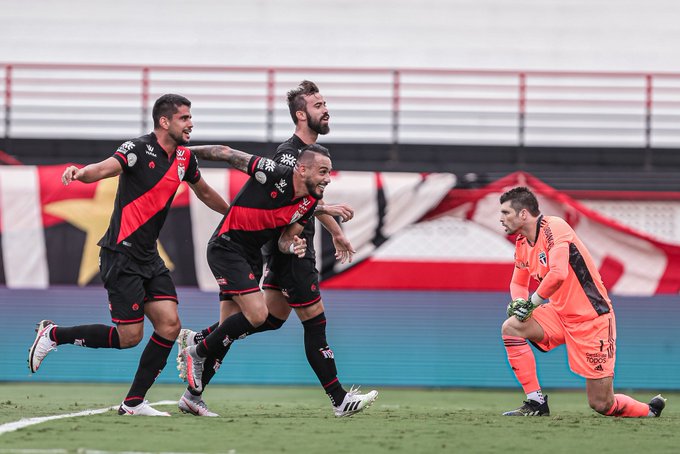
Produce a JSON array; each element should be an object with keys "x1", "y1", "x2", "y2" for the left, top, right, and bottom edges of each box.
[
  {"x1": 287, "y1": 80, "x2": 320, "y2": 124},
  {"x1": 500, "y1": 186, "x2": 540, "y2": 216},
  {"x1": 152, "y1": 94, "x2": 191, "y2": 128},
  {"x1": 298, "y1": 143, "x2": 331, "y2": 164}
]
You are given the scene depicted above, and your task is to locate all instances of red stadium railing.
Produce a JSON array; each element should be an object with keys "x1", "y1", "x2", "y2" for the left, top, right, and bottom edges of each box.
[{"x1": 1, "y1": 63, "x2": 680, "y2": 149}]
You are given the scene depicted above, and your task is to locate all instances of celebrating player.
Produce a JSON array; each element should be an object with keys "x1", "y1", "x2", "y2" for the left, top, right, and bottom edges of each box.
[{"x1": 28, "y1": 94, "x2": 229, "y2": 416}]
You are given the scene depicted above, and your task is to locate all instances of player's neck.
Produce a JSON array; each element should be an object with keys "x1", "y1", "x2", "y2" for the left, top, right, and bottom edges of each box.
[
  {"x1": 154, "y1": 131, "x2": 178, "y2": 157},
  {"x1": 522, "y1": 216, "x2": 541, "y2": 245},
  {"x1": 295, "y1": 127, "x2": 318, "y2": 145}
]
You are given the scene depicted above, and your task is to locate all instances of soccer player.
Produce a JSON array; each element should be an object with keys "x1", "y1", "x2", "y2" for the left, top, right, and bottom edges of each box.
[
  {"x1": 176, "y1": 81, "x2": 378, "y2": 418},
  {"x1": 500, "y1": 186, "x2": 666, "y2": 417},
  {"x1": 28, "y1": 94, "x2": 229, "y2": 416},
  {"x1": 177, "y1": 139, "x2": 377, "y2": 417}
]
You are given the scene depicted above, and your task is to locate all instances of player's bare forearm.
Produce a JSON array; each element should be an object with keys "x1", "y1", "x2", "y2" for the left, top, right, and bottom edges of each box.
[
  {"x1": 189, "y1": 145, "x2": 252, "y2": 173},
  {"x1": 317, "y1": 213, "x2": 343, "y2": 237}
]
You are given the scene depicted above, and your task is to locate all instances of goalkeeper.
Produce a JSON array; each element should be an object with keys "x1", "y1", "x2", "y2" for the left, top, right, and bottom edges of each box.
[{"x1": 499, "y1": 187, "x2": 665, "y2": 418}]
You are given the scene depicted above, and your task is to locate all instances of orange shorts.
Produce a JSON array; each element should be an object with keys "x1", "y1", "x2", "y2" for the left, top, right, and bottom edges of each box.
[{"x1": 531, "y1": 304, "x2": 616, "y2": 379}]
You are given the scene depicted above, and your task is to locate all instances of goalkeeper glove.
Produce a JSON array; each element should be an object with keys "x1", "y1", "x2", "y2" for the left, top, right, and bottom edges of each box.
[{"x1": 506, "y1": 298, "x2": 536, "y2": 322}]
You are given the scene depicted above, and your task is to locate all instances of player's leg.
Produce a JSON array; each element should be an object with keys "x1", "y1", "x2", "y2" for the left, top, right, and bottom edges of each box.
[
  {"x1": 28, "y1": 250, "x2": 144, "y2": 373},
  {"x1": 501, "y1": 304, "x2": 559, "y2": 416},
  {"x1": 569, "y1": 314, "x2": 666, "y2": 418},
  {"x1": 288, "y1": 257, "x2": 377, "y2": 416}
]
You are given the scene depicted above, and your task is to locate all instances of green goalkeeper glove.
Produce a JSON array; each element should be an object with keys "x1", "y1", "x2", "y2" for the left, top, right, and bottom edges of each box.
[{"x1": 506, "y1": 298, "x2": 536, "y2": 322}]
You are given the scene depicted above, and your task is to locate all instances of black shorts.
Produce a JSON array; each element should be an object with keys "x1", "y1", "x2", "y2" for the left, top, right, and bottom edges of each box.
[
  {"x1": 262, "y1": 253, "x2": 321, "y2": 307},
  {"x1": 99, "y1": 248, "x2": 177, "y2": 325},
  {"x1": 207, "y1": 240, "x2": 262, "y2": 301}
]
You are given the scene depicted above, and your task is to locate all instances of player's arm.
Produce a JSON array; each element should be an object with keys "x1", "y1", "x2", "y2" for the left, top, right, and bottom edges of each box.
[
  {"x1": 189, "y1": 145, "x2": 252, "y2": 173},
  {"x1": 315, "y1": 200, "x2": 354, "y2": 222},
  {"x1": 188, "y1": 177, "x2": 230, "y2": 215},
  {"x1": 509, "y1": 266, "x2": 531, "y2": 301},
  {"x1": 317, "y1": 213, "x2": 356, "y2": 264},
  {"x1": 62, "y1": 157, "x2": 122, "y2": 185},
  {"x1": 278, "y1": 223, "x2": 307, "y2": 258}
]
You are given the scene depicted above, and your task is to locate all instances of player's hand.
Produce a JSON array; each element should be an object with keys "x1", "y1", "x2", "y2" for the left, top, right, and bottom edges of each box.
[
  {"x1": 61, "y1": 165, "x2": 81, "y2": 186},
  {"x1": 320, "y1": 203, "x2": 354, "y2": 222},
  {"x1": 291, "y1": 235, "x2": 307, "y2": 258},
  {"x1": 506, "y1": 298, "x2": 536, "y2": 322},
  {"x1": 332, "y1": 234, "x2": 356, "y2": 264}
]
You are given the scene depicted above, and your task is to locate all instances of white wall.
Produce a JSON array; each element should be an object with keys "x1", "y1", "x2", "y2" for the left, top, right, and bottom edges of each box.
[{"x1": 1, "y1": 0, "x2": 679, "y2": 72}]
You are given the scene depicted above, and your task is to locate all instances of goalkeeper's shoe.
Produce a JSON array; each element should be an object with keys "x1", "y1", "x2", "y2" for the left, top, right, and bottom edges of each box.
[
  {"x1": 28, "y1": 320, "x2": 57, "y2": 373},
  {"x1": 178, "y1": 394, "x2": 219, "y2": 417},
  {"x1": 333, "y1": 386, "x2": 378, "y2": 417},
  {"x1": 502, "y1": 395, "x2": 550, "y2": 416},
  {"x1": 118, "y1": 400, "x2": 170, "y2": 417},
  {"x1": 176, "y1": 329, "x2": 197, "y2": 380},
  {"x1": 648, "y1": 394, "x2": 666, "y2": 417}
]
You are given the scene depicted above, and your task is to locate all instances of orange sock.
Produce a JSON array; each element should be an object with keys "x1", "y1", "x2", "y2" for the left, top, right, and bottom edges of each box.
[
  {"x1": 503, "y1": 335, "x2": 540, "y2": 394},
  {"x1": 605, "y1": 394, "x2": 650, "y2": 418}
]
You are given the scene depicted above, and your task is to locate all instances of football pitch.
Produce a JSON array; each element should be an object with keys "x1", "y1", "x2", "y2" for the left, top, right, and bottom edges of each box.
[{"x1": 0, "y1": 383, "x2": 677, "y2": 454}]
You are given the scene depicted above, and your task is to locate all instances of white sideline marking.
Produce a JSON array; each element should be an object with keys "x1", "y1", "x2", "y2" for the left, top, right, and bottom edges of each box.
[{"x1": 0, "y1": 400, "x2": 177, "y2": 435}]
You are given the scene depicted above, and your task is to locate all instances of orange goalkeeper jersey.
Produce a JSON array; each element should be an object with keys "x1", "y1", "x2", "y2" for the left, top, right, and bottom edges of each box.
[{"x1": 510, "y1": 215, "x2": 612, "y2": 322}]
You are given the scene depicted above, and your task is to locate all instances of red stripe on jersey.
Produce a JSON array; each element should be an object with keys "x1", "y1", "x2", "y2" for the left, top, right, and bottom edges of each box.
[
  {"x1": 249, "y1": 157, "x2": 261, "y2": 174},
  {"x1": 115, "y1": 152, "x2": 128, "y2": 163},
  {"x1": 219, "y1": 199, "x2": 316, "y2": 235},
  {"x1": 117, "y1": 160, "x2": 180, "y2": 244}
]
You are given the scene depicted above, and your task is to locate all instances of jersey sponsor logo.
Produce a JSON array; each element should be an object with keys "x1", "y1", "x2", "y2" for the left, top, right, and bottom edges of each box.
[
  {"x1": 176, "y1": 149, "x2": 186, "y2": 159},
  {"x1": 279, "y1": 153, "x2": 297, "y2": 167},
  {"x1": 256, "y1": 158, "x2": 276, "y2": 172},
  {"x1": 216, "y1": 277, "x2": 228, "y2": 285},
  {"x1": 544, "y1": 225, "x2": 555, "y2": 249},
  {"x1": 145, "y1": 145, "x2": 157, "y2": 157},
  {"x1": 270, "y1": 191, "x2": 278, "y2": 198},
  {"x1": 117, "y1": 141, "x2": 135, "y2": 153},
  {"x1": 255, "y1": 171, "x2": 267, "y2": 184},
  {"x1": 122, "y1": 241, "x2": 132, "y2": 247},
  {"x1": 275, "y1": 178, "x2": 287, "y2": 193},
  {"x1": 515, "y1": 260, "x2": 529, "y2": 269},
  {"x1": 538, "y1": 251, "x2": 547, "y2": 267},
  {"x1": 594, "y1": 364, "x2": 604, "y2": 372},
  {"x1": 178, "y1": 163, "x2": 185, "y2": 181},
  {"x1": 585, "y1": 352, "x2": 608, "y2": 364},
  {"x1": 127, "y1": 153, "x2": 137, "y2": 167},
  {"x1": 149, "y1": 161, "x2": 155, "y2": 169}
]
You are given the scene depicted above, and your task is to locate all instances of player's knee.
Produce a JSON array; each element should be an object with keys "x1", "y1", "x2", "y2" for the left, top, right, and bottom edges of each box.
[
  {"x1": 501, "y1": 317, "x2": 521, "y2": 336},
  {"x1": 164, "y1": 317, "x2": 181, "y2": 340},
  {"x1": 246, "y1": 306, "x2": 269, "y2": 327},
  {"x1": 588, "y1": 396, "x2": 613, "y2": 415},
  {"x1": 118, "y1": 329, "x2": 143, "y2": 348}
]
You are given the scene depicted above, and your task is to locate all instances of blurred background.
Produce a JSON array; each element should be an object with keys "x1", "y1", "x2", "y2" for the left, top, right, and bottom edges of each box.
[{"x1": 0, "y1": 0, "x2": 678, "y2": 390}]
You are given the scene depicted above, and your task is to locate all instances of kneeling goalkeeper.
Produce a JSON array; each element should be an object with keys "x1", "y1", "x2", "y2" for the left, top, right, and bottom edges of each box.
[{"x1": 498, "y1": 186, "x2": 665, "y2": 418}]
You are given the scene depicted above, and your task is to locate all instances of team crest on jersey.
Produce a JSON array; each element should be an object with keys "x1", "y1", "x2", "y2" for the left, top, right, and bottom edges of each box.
[
  {"x1": 538, "y1": 251, "x2": 547, "y2": 267},
  {"x1": 127, "y1": 153, "x2": 137, "y2": 167},
  {"x1": 117, "y1": 141, "x2": 135, "y2": 153},
  {"x1": 279, "y1": 153, "x2": 297, "y2": 167},
  {"x1": 178, "y1": 163, "x2": 185, "y2": 180},
  {"x1": 255, "y1": 171, "x2": 267, "y2": 184}
]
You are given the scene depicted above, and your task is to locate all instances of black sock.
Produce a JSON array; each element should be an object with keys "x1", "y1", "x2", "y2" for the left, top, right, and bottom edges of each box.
[
  {"x1": 197, "y1": 312, "x2": 255, "y2": 357},
  {"x1": 249, "y1": 314, "x2": 286, "y2": 335},
  {"x1": 195, "y1": 323, "x2": 219, "y2": 344},
  {"x1": 124, "y1": 332, "x2": 173, "y2": 407},
  {"x1": 51, "y1": 325, "x2": 121, "y2": 349},
  {"x1": 302, "y1": 312, "x2": 346, "y2": 406}
]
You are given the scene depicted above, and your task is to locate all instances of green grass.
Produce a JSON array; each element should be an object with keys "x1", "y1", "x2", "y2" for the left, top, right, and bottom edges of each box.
[{"x1": 0, "y1": 383, "x2": 678, "y2": 454}]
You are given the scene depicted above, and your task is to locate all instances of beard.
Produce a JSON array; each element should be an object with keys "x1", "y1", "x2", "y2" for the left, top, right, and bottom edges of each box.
[
  {"x1": 306, "y1": 179, "x2": 324, "y2": 199},
  {"x1": 171, "y1": 129, "x2": 190, "y2": 145},
  {"x1": 307, "y1": 113, "x2": 330, "y2": 135}
]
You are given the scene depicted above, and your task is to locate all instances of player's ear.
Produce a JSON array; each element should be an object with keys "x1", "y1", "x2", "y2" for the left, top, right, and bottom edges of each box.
[
  {"x1": 159, "y1": 116, "x2": 170, "y2": 130},
  {"x1": 296, "y1": 110, "x2": 306, "y2": 123}
]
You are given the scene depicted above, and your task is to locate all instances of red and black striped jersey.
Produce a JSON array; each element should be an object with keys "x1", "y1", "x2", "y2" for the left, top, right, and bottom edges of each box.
[
  {"x1": 211, "y1": 154, "x2": 319, "y2": 257},
  {"x1": 98, "y1": 132, "x2": 201, "y2": 262}
]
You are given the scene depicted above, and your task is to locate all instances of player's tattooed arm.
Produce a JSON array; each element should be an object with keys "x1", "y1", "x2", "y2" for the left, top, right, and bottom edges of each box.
[{"x1": 189, "y1": 145, "x2": 252, "y2": 173}]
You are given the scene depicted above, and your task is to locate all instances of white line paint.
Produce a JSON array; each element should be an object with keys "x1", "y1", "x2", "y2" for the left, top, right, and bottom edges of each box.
[{"x1": 0, "y1": 400, "x2": 177, "y2": 435}]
